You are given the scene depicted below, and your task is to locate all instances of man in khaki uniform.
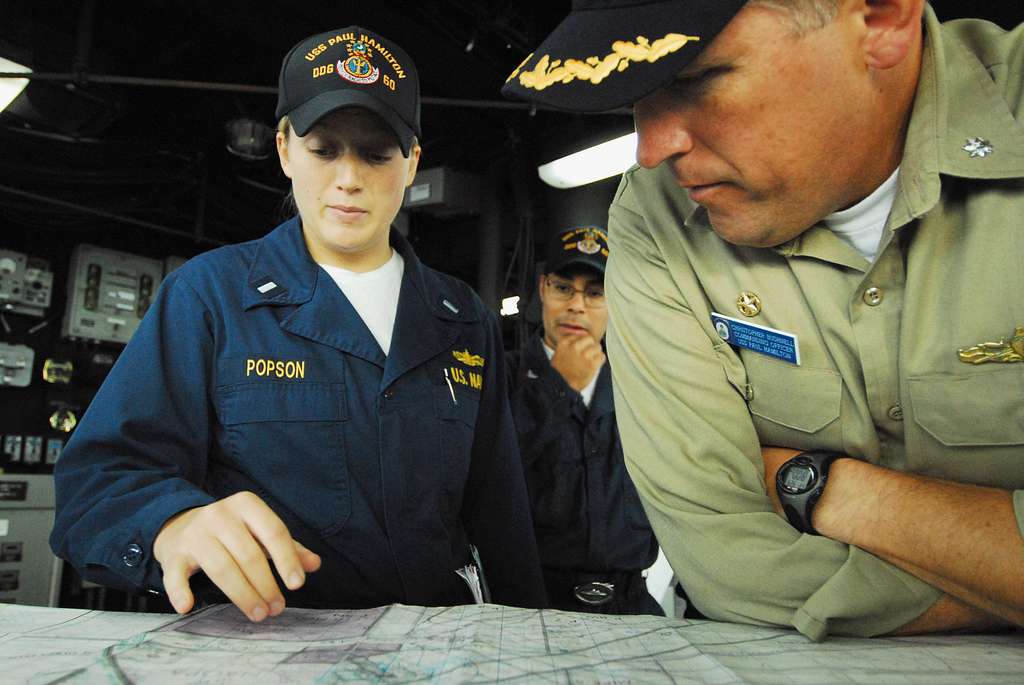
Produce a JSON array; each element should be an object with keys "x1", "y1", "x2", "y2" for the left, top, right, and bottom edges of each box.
[{"x1": 504, "y1": 0, "x2": 1024, "y2": 640}]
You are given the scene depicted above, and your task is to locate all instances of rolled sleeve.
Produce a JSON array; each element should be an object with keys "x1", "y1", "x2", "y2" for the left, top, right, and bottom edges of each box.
[{"x1": 606, "y1": 179, "x2": 940, "y2": 640}]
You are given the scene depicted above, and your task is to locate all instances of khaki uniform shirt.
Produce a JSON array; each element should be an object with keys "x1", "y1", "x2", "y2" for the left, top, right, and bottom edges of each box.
[{"x1": 607, "y1": 8, "x2": 1024, "y2": 640}]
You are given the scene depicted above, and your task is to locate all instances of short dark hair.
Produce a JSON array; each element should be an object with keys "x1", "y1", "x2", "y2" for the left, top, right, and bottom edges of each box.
[{"x1": 749, "y1": 0, "x2": 841, "y2": 32}]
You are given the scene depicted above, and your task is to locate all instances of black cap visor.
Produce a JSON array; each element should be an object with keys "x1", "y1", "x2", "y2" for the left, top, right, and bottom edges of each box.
[
  {"x1": 550, "y1": 254, "x2": 606, "y2": 276},
  {"x1": 287, "y1": 89, "x2": 418, "y2": 157},
  {"x1": 502, "y1": 0, "x2": 745, "y2": 112}
]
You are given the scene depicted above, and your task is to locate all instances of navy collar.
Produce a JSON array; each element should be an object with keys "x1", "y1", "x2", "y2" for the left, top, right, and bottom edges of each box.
[
  {"x1": 242, "y1": 217, "x2": 478, "y2": 324},
  {"x1": 240, "y1": 218, "x2": 480, "y2": 385}
]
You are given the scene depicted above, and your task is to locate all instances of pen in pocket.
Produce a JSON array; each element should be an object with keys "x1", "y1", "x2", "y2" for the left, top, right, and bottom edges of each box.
[{"x1": 444, "y1": 368, "x2": 458, "y2": 404}]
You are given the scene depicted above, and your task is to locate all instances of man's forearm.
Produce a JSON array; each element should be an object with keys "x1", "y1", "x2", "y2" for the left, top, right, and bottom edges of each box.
[
  {"x1": 892, "y1": 594, "x2": 1012, "y2": 635},
  {"x1": 814, "y1": 458, "x2": 1024, "y2": 626}
]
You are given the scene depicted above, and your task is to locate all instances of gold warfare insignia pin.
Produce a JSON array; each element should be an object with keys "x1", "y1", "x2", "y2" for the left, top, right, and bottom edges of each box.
[
  {"x1": 453, "y1": 349, "x2": 485, "y2": 367},
  {"x1": 957, "y1": 326, "x2": 1024, "y2": 364}
]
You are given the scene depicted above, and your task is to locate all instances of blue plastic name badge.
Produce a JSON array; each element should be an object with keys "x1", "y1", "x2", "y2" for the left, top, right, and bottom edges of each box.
[{"x1": 711, "y1": 312, "x2": 801, "y2": 365}]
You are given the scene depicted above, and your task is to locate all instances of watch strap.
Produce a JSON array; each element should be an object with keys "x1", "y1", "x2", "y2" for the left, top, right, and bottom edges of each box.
[{"x1": 776, "y1": 450, "x2": 842, "y2": 535}]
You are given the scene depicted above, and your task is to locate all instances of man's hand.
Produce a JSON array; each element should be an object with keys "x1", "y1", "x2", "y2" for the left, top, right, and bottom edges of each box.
[
  {"x1": 550, "y1": 334, "x2": 606, "y2": 391},
  {"x1": 153, "y1": 491, "x2": 322, "y2": 622}
]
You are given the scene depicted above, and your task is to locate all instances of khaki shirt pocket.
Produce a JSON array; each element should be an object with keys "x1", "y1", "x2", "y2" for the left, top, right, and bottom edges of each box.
[
  {"x1": 743, "y1": 353, "x2": 842, "y2": 444},
  {"x1": 909, "y1": 368, "x2": 1024, "y2": 447}
]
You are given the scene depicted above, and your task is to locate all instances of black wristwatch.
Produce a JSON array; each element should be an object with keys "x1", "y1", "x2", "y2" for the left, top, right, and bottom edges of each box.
[{"x1": 775, "y1": 450, "x2": 843, "y2": 535}]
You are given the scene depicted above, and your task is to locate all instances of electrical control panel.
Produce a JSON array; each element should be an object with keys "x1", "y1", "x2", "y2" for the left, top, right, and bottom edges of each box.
[
  {"x1": 61, "y1": 245, "x2": 163, "y2": 345},
  {"x1": 0, "y1": 343, "x2": 34, "y2": 388},
  {"x1": 0, "y1": 249, "x2": 54, "y2": 318}
]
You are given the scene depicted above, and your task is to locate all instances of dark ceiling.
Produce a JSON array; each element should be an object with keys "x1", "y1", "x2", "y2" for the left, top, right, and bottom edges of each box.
[
  {"x1": 0, "y1": 1, "x2": 587, "y2": 255},
  {"x1": 1, "y1": 1, "x2": 1021, "y2": 288}
]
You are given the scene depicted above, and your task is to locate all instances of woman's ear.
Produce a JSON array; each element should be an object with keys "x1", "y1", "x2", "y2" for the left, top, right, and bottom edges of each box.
[
  {"x1": 276, "y1": 130, "x2": 293, "y2": 179},
  {"x1": 404, "y1": 143, "x2": 422, "y2": 187}
]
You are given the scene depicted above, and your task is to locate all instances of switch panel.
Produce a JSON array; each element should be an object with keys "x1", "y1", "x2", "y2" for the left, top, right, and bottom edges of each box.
[
  {"x1": 61, "y1": 245, "x2": 163, "y2": 345},
  {"x1": 0, "y1": 250, "x2": 53, "y2": 318},
  {"x1": 2, "y1": 436, "x2": 22, "y2": 463},
  {"x1": 22, "y1": 437, "x2": 42, "y2": 465},
  {"x1": 0, "y1": 343, "x2": 34, "y2": 388}
]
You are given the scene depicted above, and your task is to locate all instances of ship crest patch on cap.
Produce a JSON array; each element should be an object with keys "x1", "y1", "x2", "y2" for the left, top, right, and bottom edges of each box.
[
  {"x1": 563, "y1": 227, "x2": 608, "y2": 257},
  {"x1": 577, "y1": 235, "x2": 600, "y2": 255},
  {"x1": 338, "y1": 39, "x2": 380, "y2": 85}
]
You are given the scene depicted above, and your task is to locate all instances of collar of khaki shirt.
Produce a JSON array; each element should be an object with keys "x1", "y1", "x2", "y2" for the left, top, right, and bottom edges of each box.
[{"x1": 753, "y1": 5, "x2": 1024, "y2": 261}]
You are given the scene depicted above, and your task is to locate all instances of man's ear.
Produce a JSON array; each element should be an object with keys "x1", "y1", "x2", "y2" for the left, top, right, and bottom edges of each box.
[
  {"x1": 858, "y1": 0, "x2": 925, "y2": 70},
  {"x1": 537, "y1": 273, "x2": 547, "y2": 305},
  {"x1": 276, "y1": 131, "x2": 293, "y2": 179}
]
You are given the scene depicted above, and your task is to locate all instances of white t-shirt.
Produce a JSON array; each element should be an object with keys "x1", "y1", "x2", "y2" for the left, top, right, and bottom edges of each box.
[
  {"x1": 543, "y1": 340, "x2": 601, "y2": 408},
  {"x1": 320, "y1": 250, "x2": 404, "y2": 355},
  {"x1": 823, "y1": 167, "x2": 900, "y2": 263}
]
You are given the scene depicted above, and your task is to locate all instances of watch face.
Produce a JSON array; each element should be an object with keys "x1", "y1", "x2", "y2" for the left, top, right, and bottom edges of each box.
[{"x1": 779, "y1": 463, "x2": 816, "y2": 494}]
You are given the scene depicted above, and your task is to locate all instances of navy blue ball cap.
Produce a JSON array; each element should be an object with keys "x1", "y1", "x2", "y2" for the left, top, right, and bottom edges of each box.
[
  {"x1": 276, "y1": 26, "x2": 421, "y2": 156},
  {"x1": 502, "y1": 0, "x2": 747, "y2": 112},
  {"x1": 545, "y1": 226, "x2": 610, "y2": 275}
]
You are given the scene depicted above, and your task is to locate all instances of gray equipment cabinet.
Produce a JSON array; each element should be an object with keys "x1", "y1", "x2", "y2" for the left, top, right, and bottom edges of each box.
[{"x1": 0, "y1": 474, "x2": 62, "y2": 606}]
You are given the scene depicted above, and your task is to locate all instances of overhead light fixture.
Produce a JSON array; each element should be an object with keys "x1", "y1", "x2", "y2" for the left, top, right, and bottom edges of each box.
[
  {"x1": 0, "y1": 56, "x2": 32, "y2": 113},
  {"x1": 537, "y1": 131, "x2": 637, "y2": 189},
  {"x1": 225, "y1": 117, "x2": 273, "y2": 161}
]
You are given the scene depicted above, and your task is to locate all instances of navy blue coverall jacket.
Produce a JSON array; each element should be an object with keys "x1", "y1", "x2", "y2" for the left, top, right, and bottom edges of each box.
[
  {"x1": 507, "y1": 334, "x2": 658, "y2": 576},
  {"x1": 50, "y1": 218, "x2": 546, "y2": 609}
]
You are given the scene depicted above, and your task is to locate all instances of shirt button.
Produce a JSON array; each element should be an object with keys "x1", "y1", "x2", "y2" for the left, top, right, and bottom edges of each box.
[
  {"x1": 887, "y1": 404, "x2": 904, "y2": 421},
  {"x1": 123, "y1": 543, "x2": 144, "y2": 568},
  {"x1": 863, "y1": 287, "x2": 883, "y2": 306},
  {"x1": 383, "y1": 388, "x2": 394, "y2": 399}
]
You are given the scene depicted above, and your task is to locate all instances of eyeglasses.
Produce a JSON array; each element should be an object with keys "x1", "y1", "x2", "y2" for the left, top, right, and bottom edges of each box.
[{"x1": 544, "y1": 276, "x2": 606, "y2": 308}]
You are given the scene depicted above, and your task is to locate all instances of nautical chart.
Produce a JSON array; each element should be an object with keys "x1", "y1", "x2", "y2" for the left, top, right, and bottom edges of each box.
[{"x1": 1, "y1": 602, "x2": 1022, "y2": 684}]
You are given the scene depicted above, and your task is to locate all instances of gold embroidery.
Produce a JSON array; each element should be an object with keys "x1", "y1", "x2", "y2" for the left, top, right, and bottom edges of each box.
[
  {"x1": 506, "y1": 34, "x2": 699, "y2": 91},
  {"x1": 453, "y1": 349, "x2": 485, "y2": 367},
  {"x1": 957, "y1": 326, "x2": 1024, "y2": 364}
]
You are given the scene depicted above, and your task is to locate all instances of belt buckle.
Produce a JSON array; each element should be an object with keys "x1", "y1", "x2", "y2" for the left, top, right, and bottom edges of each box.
[{"x1": 573, "y1": 581, "x2": 615, "y2": 606}]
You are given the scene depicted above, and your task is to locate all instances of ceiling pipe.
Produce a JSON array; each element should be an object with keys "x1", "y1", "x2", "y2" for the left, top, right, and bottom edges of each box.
[
  {"x1": 0, "y1": 183, "x2": 227, "y2": 247},
  {"x1": 0, "y1": 71, "x2": 631, "y2": 114}
]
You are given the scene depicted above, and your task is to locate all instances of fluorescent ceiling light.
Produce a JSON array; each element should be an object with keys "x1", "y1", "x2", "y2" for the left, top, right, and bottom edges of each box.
[
  {"x1": 0, "y1": 57, "x2": 31, "y2": 113},
  {"x1": 537, "y1": 132, "x2": 637, "y2": 189}
]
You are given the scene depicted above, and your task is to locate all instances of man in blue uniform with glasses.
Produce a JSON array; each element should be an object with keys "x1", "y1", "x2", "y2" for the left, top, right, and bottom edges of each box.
[{"x1": 507, "y1": 226, "x2": 662, "y2": 615}]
